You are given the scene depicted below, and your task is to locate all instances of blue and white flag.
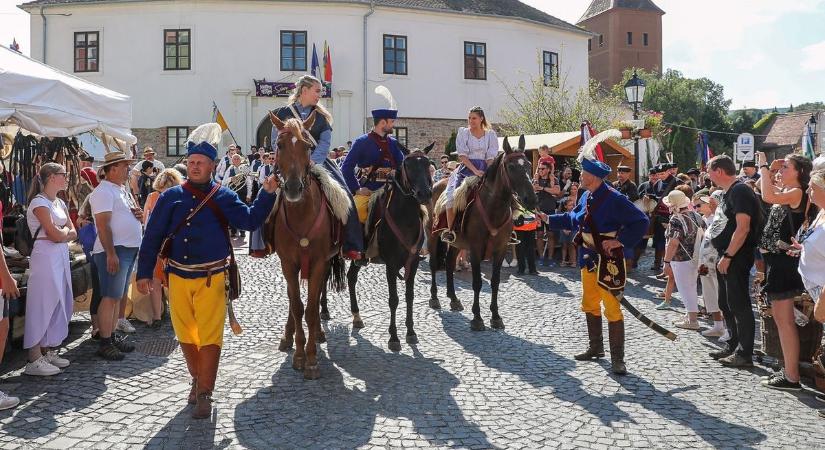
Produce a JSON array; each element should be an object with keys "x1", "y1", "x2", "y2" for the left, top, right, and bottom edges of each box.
[{"x1": 310, "y1": 44, "x2": 320, "y2": 78}]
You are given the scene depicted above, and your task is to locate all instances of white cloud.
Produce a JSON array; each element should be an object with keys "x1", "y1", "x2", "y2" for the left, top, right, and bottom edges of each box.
[{"x1": 801, "y1": 40, "x2": 825, "y2": 72}]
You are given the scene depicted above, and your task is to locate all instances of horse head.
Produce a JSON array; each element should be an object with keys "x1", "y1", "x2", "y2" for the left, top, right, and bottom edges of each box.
[
  {"x1": 500, "y1": 135, "x2": 538, "y2": 210},
  {"x1": 270, "y1": 110, "x2": 316, "y2": 202},
  {"x1": 398, "y1": 141, "x2": 435, "y2": 204}
]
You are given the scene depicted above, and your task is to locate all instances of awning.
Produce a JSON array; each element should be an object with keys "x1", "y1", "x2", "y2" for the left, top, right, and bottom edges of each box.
[{"x1": 0, "y1": 45, "x2": 136, "y2": 144}]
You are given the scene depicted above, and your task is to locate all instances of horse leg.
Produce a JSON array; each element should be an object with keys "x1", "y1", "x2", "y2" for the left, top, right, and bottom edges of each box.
[
  {"x1": 303, "y1": 273, "x2": 323, "y2": 380},
  {"x1": 428, "y1": 236, "x2": 441, "y2": 310},
  {"x1": 405, "y1": 264, "x2": 419, "y2": 345},
  {"x1": 446, "y1": 246, "x2": 463, "y2": 311},
  {"x1": 469, "y1": 251, "x2": 485, "y2": 331},
  {"x1": 287, "y1": 275, "x2": 306, "y2": 371},
  {"x1": 387, "y1": 266, "x2": 402, "y2": 352},
  {"x1": 347, "y1": 263, "x2": 365, "y2": 329},
  {"x1": 490, "y1": 251, "x2": 505, "y2": 330},
  {"x1": 279, "y1": 312, "x2": 295, "y2": 352},
  {"x1": 320, "y1": 284, "x2": 331, "y2": 321}
]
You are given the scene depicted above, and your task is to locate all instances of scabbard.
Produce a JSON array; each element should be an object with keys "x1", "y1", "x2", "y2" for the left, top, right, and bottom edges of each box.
[
  {"x1": 614, "y1": 290, "x2": 677, "y2": 341},
  {"x1": 227, "y1": 299, "x2": 243, "y2": 336}
]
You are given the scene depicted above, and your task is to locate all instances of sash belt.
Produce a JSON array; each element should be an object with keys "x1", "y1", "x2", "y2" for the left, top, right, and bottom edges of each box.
[{"x1": 167, "y1": 258, "x2": 229, "y2": 287}]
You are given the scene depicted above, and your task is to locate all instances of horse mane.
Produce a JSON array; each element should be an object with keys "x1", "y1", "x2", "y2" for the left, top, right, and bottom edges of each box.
[
  {"x1": 281, "y1": 118, "x2": 309, "y2": 145},
  {"x1": 485, "y1": 151, "x2": 506, "y2": 181}
]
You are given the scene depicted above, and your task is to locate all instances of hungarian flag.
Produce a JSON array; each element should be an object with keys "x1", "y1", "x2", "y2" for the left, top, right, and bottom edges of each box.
[
  {"x1": 696, "y1": 131, "x2": 713, "y2": 169},
  {"x1": 580, "y1": 121, "x2": 605, "y2": 161},
  {"x1": 323, "y1": 41, "x2": 333, "y2": 83}
]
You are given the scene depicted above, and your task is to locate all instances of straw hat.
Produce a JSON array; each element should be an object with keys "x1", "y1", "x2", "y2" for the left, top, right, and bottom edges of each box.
[
  {"x1": 142, "y1": 146, "x2": 156, "y2": 156},
  {"x1": 446, "y1": 161, "x2": 458, "y2": 171},
  {"x1": 99, "y1": 151, "x2": 136, "y2": 168},
  {"x1": 662, "y1": 190, "x2": 690, "y2": 210}
]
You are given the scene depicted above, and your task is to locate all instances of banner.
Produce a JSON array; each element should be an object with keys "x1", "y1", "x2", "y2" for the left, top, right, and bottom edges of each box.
[{"x1": 253, "y1": 79, "x2": 332, "y2": 98}]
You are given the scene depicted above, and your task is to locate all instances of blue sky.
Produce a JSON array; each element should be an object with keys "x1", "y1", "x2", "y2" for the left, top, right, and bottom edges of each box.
[{"x1": 3, "y1": 0, "x2": 823, "y2": 109}]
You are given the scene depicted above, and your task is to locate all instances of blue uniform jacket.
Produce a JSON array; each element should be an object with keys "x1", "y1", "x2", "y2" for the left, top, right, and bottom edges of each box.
[
  {"x1": 341, "y1": 133, "x2": 405, "y2": 193},
  {"x1": 137, "y1": 181, "x2": 276, "y2": 280},
  {"x1": 546, "y1": 182, "x2": 649, "y2": 267}
]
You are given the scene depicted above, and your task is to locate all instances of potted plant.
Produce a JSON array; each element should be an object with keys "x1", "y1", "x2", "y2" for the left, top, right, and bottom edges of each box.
[
  {"x1": 613, "y1": 120, "x2": 635, "y2": 139},
  {"x1": 641, "y1": 112, "x2": 664, "y2": 139}
]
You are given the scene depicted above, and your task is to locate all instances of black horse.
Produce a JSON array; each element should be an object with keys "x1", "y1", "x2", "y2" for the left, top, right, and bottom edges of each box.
[
  {"x1": 335, "y1": 143, "x2": 434, "y2": 351},
  {"x1": 428, "y1": 136, "x2": 537, "y2": 330}
]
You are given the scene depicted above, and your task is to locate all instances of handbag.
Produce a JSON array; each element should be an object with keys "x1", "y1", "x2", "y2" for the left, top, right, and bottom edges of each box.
[{"x1": 181, "y1": 183, "x2": 241, "y2": 300}]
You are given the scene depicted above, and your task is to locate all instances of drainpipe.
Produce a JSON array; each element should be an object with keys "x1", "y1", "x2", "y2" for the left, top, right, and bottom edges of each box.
[
  {"x1": 362, "y1": 1, "x2": 375, "y2": 134},
  {"x1": 40, "y1": 7, "x2": 47, "y2": 63}
]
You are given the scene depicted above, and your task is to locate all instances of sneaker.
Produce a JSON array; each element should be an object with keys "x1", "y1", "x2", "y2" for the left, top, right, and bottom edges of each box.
[
  {"x1": 762, "y1": 374, "x2": 802, "y2": 391},
  {"x1": 719, "y1": 330, "x2": 731, "y2": 343},
  {"x1": 112, "y1": 334, "x2": 136, "y2": 353},
  {"x1": 654, "y1": 291, "x2": 668, "y2": 299},
  {"x1": 719, "y1": 353, "x2": 754, "y2": 368},
  {"x1": 701, "y1": 325, "x2": 726, "y2": 337},
  {"x1": 673, "y1": 318, "x2": 699, "y2": 330},
  {"x1": 0, "y1": 391, "x2": 20, "y2": 411},
  {"x1": 655, "y1": 300, "x2": 671, "y2": 310},
  {"x1": 24, "y1": 356, "x2": 61, "y2": 376},
  {"x1": 761, "y1": 368, "x2": 783, "y2": 381},
  {"x1": 116, "y1": 318, "x2": 136, "y2": 334},
  {"x1": 815, "y1": 393, "x2": 825, "y2": 403},
  {"x1": 529, "y1": 270, "x2": 539, "y2": 275},
  {"x1": 709, "y1": 348, "x2": 734, "y2": 360},
  {"x1": 97, "y1": 343, "x2": 125, "y2": 361},
  {"x1": 44, "y1": 350, "x2": 70, "y2": 369}
]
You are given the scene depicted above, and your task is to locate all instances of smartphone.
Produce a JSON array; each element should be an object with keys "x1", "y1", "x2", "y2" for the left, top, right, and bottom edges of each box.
[{"x1": 775, "y1": 240, "x2": 793, "y2": 251}]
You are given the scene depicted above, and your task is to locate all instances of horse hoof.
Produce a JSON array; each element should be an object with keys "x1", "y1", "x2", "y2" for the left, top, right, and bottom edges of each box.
[
  {"x1": 352, "y1": 319, "x2": 365, "y2": 329},
  {"x1": 303, "y1": 365, "x2": 321, "y2": 380},
  {"x1": 406, "y1": 334, "x2": 419, "y2": 345},
  {"x1": 320, "y1": 311, "x2": 331, "y2": 321},
  {"x1": 450, "y1": 300, "x2": 464, "y2": 312},
  {"x1": 388, "y1": 340, "x2": 402, "y2": 352},
  {"x1": 429, "y1": 298, "x2": 442, "y2": 310},
  {"x1": 318, "y1": 333, "x2": 327, "y2": 344},
  {"x1": 470, "y1": 319, "x2": 485, "y2": 331},
  {"x1": 278, "y1": 338, "x2": 293, "y2": 352},
  {"x1": 292, "y1": 356, "x2": 305, "y2": 371},
  {"x1": 491, "y1": 318, "x2": 505, "y2": 330}
]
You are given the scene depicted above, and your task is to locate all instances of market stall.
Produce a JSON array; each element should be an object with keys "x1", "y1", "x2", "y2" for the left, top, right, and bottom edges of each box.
[{"x1": 1, "y1": 45, "x2": 136, "y2": 344}]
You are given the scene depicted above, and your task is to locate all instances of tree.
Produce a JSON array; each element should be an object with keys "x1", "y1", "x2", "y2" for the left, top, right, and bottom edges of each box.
[
  {"x1": 666, "y1": 118, "x2": 698, "y2": 172},
  {"x1": 789, "y1": 104, "x2": 795, "y2": 112},
  {"x1": 444, "y1": 131, "x2": 457, "y2": 160},
  {"x1": 731, "y1": 110, "x2": 756, "y2": 134},
  {"x1": 796, "y1": 101, "x2": 824, "y2": 112},
  {"x1": 496, "y1": 71, "x2": 625, "y2": 136}
]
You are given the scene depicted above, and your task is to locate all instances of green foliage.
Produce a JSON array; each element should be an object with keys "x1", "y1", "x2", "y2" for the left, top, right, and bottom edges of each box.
[
  {"x1": 444, "y1": 131, "x2": 457, "y2": 159},
  {"x1": 613, "y1": 68, "x2": 734, "y2": 146},
  {"x1": 496, "y1": 69, "x2": 625, "y2": 136},
  {"x1": 789, "y1": 104, "x2": 794, "y2": 112},
  {"x1": 753, "y1": 112, "x2": 777, "y2": 133},
  {"x1": 731, "y1": 110, "x2": 756, "y2": 134},
  {"x1": 796, "y1": 101, "x2": 825, "y2": 112},
  {"x1": 666, "y1": 118, "x2": 698, "y2": 172}
]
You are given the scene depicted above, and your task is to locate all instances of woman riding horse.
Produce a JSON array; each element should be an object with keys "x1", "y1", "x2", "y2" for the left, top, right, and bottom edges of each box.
[{"x1": 270, "y1": 75, "x2": 365, "y2": 263}]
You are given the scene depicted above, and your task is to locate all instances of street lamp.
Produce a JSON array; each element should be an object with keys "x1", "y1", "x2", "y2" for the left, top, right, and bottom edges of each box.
[{"x1": 624, "y1": 70, "x2": 646, "y2": 184}]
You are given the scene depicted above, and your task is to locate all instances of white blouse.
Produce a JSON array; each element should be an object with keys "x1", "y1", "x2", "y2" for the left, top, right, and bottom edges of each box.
[
  {"x1": 799, "y1": 223, "x2": 825, "y2": 297},
  {"x1": 456, "y1": 127, "x2": 499, "y2": 161}
]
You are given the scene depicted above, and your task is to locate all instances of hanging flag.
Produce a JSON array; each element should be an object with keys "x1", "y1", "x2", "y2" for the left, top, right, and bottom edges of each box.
[
  {"x1": 695, "y1": 132, "x2": 713, "y2": 169},
  {"x1": 212, "y1": 101, "x2": 238, "y2": 146},
  {"x1": 310, "y1": 43, "x2": 320, "y2": 78},
  {"x1": 580, "y1": 121, "x2": 605, "y2": 161},
  {"x1": 323, "y1": 42, "x2": 333, "y2": 83},
  {"x1": 803, "y1": 122, "x2": 816, "y2": 160},
  {"x1": 10, "y1": 38, "x2": 20, "y2": 53}
]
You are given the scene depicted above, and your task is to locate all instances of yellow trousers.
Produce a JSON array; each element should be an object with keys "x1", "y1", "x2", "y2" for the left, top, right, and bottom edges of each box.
[
  {"x1": 580, "y1": 268, "x2": 624, "y2": 322},
  {"x1": 168, "y1": 272, "x2": 227, "y2": 348},
  {"x1": 354, "y1": 194, "x2": 370, "y2": 224}
]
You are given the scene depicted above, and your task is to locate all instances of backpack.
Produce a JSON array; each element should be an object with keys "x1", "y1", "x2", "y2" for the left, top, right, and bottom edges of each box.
[
  {"x1": 674, "y1": 211, "x2": 704, "y2": 267},
  {"x1": 14, "y1": 215, "x2": 40, "y2": 257}
]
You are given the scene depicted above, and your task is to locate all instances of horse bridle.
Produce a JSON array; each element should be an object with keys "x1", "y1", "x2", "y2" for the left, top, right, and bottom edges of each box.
[
  {"x1": 273, "y1": 127, "x2": 315, "y2": 190},
  {"x1": 472, "y1": 151, "x2": 529, "y2": 239},
  {"x1": 390, "y1": 150, "x2": 428, "y2": 197}
]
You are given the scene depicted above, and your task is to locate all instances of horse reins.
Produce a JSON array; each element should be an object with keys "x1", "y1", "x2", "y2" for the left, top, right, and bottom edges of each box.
[{"x1": 471, "y1": 152, "x2": 525, "y2": 238}]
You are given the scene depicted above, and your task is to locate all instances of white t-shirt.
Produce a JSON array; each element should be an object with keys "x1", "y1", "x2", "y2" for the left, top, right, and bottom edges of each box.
[
  {"x1": 26, "y1": 195, "x2": 69, "y2": 235},
  {"x1": 799, "y1": 223, "x2": 825, "y2": 297},
  {"x1": 89, "y1": 180, "x2": 143, "y2": 253}
]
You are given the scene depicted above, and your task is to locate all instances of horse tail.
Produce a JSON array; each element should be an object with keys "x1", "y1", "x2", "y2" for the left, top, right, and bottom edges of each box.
[
  {"x1": 434, "y1": 238, "x2": 448, "y2": 272},
  {"x1": 328, "y1": 254, "x2": 347, "y2": 292}
]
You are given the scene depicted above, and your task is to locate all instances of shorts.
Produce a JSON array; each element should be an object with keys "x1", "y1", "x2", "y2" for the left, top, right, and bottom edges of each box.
[
  {"x1": 559, "y1": 230, "x2": 574, "y2": 244},
  {"x1": 93, "y1": 246, "x2": 139, "y2": 300},
  {"x1": 762, "y1": 252, "x2": 804, "y2": 301}
]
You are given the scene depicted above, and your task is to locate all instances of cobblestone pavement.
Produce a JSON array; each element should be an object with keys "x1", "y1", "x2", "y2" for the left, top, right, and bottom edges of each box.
[{"x1": 2, "y1": 244, "x2": 825, "y2": 449}]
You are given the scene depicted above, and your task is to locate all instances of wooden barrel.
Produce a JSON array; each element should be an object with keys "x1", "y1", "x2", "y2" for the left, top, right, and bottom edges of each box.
[{"x1": 761, "y1": 315, "x2": 824, "y2": 363}]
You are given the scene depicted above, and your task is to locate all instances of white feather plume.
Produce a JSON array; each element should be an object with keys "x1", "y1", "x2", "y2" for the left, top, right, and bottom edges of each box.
[
  {"x1": 578, "y1": 128, "x2": 623, "y2": 162},
  {"x1": 374, "y1": 85, "x2": 397, "y2": 110},
  {"x1": 186, "y1": 123, "x2": 223, "y2": 149}
]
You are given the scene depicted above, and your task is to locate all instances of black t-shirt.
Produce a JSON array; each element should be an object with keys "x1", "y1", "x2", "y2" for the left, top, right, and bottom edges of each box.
[
  {"x1": 536, "y1": 177, "x2": 559, "y2": 213},
  {"x1": 711, "y1": 181, "x2": 762, "y2": 251}
]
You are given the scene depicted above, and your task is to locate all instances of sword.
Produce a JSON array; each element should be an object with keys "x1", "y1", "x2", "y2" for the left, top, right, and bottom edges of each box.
[
  {"x1": 227, "y1": 299, "x2": 243, "y2": 335},
  {"x1": 614, "y1": 289, "x2": 677, "y2": 341}
]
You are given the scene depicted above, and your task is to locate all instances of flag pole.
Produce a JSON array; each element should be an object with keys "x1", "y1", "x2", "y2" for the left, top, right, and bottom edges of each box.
[{"x1": 212, "y1": 101, "x2": 239, "y2": 147}]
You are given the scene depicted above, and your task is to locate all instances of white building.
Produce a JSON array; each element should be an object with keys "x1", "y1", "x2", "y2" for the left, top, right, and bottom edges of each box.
[{"x1": 20, "y1": 0, "x2": 591, "y2": 162}]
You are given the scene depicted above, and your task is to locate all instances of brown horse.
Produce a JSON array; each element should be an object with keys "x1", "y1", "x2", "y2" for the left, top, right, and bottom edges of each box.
[
  {"x1": 264, "y1": 112, "x2": 345, "y2": 380},
  {"x1": 427, "y1": 136, "x2": 537, "y2": 331}
]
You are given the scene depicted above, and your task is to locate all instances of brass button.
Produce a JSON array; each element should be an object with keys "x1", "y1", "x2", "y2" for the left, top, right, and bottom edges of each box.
[
  {"x1": 186, "y1": 222, "x2": 191, "y2": 226},
  {"x1": 184, "y1": 256, "x2": 188, "y2": 259},
  {"x1": 184, "y1": 238, "x2": 188, "y2": 243},
  {"x1": 190, "y1": 208, "x2": 194, "y2": 212},
  {"x1": 192, "y1": 195, "x2": 196, "y2": 199}
]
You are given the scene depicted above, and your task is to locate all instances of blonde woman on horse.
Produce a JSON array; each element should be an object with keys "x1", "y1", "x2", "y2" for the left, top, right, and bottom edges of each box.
[
  {"x1": 441, "y1": 106, "x2": 499, "y2": 243},
  {"x1": 270, "y1": 75, "x2": 365, "y2": 263}
]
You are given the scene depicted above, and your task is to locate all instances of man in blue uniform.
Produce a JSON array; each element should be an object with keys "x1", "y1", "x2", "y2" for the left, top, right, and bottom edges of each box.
[
  {"x1": 540, "y1": 158, "x2": 649, "y2": 374},
  {"x1": 136, "y1": 123, "x2": 277, "y2": 419},
  {"x1": 341, "y1": 106, "x2": 405, "y2": 226}
]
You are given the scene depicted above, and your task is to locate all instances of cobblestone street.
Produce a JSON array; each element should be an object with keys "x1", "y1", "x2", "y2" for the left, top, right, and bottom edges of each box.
[{"x1": 2, "y1": 247, "x2": 825, "y2": 449}]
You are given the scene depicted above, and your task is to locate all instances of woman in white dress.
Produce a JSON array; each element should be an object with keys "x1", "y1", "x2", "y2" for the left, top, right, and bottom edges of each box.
[
  {"x1": 441, "y1": 106, "x2": 499, "y2": 243},
  {"x1": 23, "y1": 163, "x2": 76, "y2": 376}
]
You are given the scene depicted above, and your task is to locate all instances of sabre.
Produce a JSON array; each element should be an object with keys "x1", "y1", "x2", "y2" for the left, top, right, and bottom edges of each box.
[
  {"x1": 227, "y1": 299, "x2": 243, "y2": 335},
  {"x1": 614, "y1": 290, "x2": 677, "y2": 341}
]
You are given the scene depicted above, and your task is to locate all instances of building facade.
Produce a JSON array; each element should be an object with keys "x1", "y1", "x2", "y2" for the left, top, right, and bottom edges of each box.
[
  {"x1": 21, "y1": 0, "x2": 590, "y2": 163},
  {"x1": 577, "y1": 0, "x2": 664, "y2": 89}
]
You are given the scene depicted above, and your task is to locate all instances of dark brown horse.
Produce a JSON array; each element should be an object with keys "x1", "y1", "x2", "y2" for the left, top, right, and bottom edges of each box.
[
  {"x1": 346, "y1": 143, "x2": 434, "y2": 351},
  {"x1": 264, "y1": 112, "x2": 345, "y2": 380},
  {"x1": 428, "y1": 136, "x2": 537, "y2": 331}
]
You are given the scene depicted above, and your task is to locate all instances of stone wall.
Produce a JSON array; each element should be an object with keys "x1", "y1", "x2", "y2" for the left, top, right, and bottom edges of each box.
[
  {"x1": 391, "y1": 117, "x2": 466, "y2": 158},
  {"x1": 133, "y1": 127, "x2": 196, "y2": 167}
]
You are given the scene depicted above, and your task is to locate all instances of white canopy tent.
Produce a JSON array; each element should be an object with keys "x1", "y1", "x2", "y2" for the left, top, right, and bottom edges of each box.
[{"x1": 0, "y1": 45, "x2": 136, "y2": 145}]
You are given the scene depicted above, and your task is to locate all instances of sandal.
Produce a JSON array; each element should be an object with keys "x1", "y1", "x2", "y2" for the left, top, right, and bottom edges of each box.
[
  {"x1": 97, "y1": 343, "x2": 125, "y2": 361},
  {"x1": 112, "y1": 334, "x2": 136, "y2": 353}
]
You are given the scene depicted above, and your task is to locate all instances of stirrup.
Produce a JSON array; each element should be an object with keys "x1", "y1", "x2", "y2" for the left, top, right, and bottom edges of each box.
[
  {"x1": 509, "y1": 232, "x2": 521, "y2": 245},
  {"x1": 440, "y1": 230, "x2": 456, "y2": 244}
]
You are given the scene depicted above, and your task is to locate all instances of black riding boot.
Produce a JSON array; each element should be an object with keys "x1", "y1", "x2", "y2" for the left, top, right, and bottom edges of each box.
[
  {"x1": 608, "y1": 320, "x2": 627, "y2": 375},
  {"x1": 574, "y1": 314, "x2": 604, "y2": 360}
]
